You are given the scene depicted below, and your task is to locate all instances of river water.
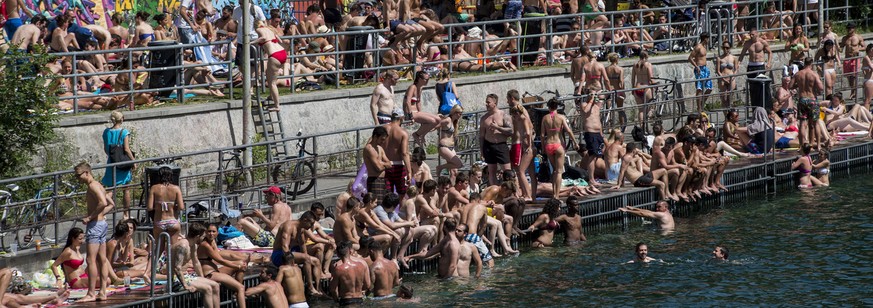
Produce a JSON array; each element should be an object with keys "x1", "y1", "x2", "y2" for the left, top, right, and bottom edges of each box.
[{"x1": 350, "y1": 180, "x2": 873, "y2": 306}]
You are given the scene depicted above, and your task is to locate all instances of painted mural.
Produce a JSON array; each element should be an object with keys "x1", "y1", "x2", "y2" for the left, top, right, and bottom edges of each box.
[{"x1": 13, "y1": 0, "x2": 315, "y2": 29}]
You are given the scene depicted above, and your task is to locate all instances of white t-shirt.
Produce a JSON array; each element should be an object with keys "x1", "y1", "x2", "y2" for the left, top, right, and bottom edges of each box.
[
  {"x1": 174, "y1": 0, "x2": 195, "y2": 29},
  {"x1": 232, "y1": 5, "x2": 266, "y2": 44}
]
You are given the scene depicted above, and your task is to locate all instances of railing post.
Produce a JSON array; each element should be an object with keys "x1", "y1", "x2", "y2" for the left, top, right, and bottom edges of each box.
[
  {"x1": 52, "y1": 174, "x2": 60, "y2": 246},
  {"x1": 71, "y1": 54, "x2": 79, "y2": 114},
  {"x1": 177, "y1": 44, "x2": 185, "y2": 104},
  {"x1": 128, "y1": 50, "x2": 135, "y2": 111},
  {"x1": 515, "y1": 20, "x2": 522, "y2": 68},
  {"x1": 447, "y1": 26, "x2": 454, "y2": 75},
  {"x1": 290, "y1": 37, "x2": 296, "y2": 95},
  {"x1": 228, "y1": 40, "x2": 235, "y2": 100},
  {"x1": 482, "y1": 26, "x2": 490, "y2": 72},
  {"x1": 217, "y1": 151, "x2": 225, "y2": 194},
  {"x1": 312, "y1": 136, "x2": 318, "y2": 198},
  {"x1": 334, "y1": 31, "x2": 341, "y2": 89},
  {"x1": 546, "y1": 17, "x2": 554, "y2": 66},
  {"x1": 667, "y1": 9, "x2": 674, "y2": 52}
]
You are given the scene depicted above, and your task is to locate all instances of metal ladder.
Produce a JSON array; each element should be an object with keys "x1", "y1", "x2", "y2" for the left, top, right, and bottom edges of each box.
[{"x1": 252, "y1": 103, "x2": 290, "y2": 163}]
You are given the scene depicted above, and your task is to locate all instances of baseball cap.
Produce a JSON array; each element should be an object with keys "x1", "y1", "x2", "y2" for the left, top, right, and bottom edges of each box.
[{"x1": 263, "y1": 186, "x2": 282, "y2": 195}]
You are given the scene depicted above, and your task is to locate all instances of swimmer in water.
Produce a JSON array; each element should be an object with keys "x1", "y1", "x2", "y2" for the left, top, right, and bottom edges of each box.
[
  {"x1": 712, "y1": 246, "x2": 729, "y2": 261},
  {"x1": 629, "y1": 242, "x2": 655, "y2": 263},
  {"x1": 618, "y1": 201, "x2": 675, "y2": 231}
]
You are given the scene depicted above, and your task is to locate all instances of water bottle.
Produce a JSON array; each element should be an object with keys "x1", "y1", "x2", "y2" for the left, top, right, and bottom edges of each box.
[
  {"x1": 124, "y1": 273, "x2": 131, "y2": 292},
  {"x1": 9, "y1": 243, "x2": 17, "y2": 256},
  {"x1": 533, "y1": 156, "x2": 541, "y2": 173}
]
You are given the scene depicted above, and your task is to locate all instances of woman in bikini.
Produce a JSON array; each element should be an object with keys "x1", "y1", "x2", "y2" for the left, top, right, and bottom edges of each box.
[
  {"x1": 541, "y1": 98, "x2": 580, "y2": 199},
  {"x1": 508, "y1": 90, "x2": 535, "y2": 201},
  {"x1": 106, "y1": 222, "x2": 149, "y2": 285},
  {"x1": 405, "y1": 71, "x2": 442, "y2": 146},
  {"x1": 606, "y1": 53, "x2": 626, "y2": 129},
  {"x1": 131, "y1": 12, "x2": 154, "y2": 48},
  {"x1": 813, "y1": 148, "x2": 831, "y2": 186},
  {"x1": 785, "y1": 24, "x2": 810, "y2": 74},
  {"x1": 862, "y1": 44, "x2": 873, "y2": 111},
  {"x1": 147, "y1": 166, "x2": 184, "y2": 248},
  {"x1": 814, "y1": 40, "x2": 841, "y2": 96},
  {"x1": 524, "y1": 198, "x2": 561, "y2": 247},
  {"x1": 792, "y1": 143, "x2": 826, "y2": 188},
  {"x1": 51, "y1": 228, "x2": 90, "y2": 293},
  {"x1": 197, "y1": 224, "x2": 248, "y2": 308},
  {"x1": 153, "y1": 14, "x2": 176, "y2": 41},
  {"x1": 435, "y1": 105, "x2": 464, "y2": 182},
  {"x1": 716, "y1": 42, "x2": 739, "y2": 108},
  {"x1": 722, "y1": 110, "x2": 750, "y2": 152},
  {"x1": 255, "y1": 20, "x2": 287, "y2": 111},
  {"x1": 450, "y1": 43, "x2": 515, "y2": 72}
]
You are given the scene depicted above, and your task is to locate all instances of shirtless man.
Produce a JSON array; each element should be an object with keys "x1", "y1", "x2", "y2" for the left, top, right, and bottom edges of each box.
[
  {"x1": 460, "y1": 193, "x2": 494, "y2": 268},
  {"x1": 276, "y1": 253, "x2": 309, "y2": 308},
  {"x1": 239, "y1": 186, "x2": 291, "y2": 247},
  {"x1": 415, "y1": 179, "x2": 450, "y2": 230},
  {"x1": 793, "y1": 57, "x2": 824, "y2": 149},
  {"x1": 334, "y1": 198, "x2": 362, "y2": 250},
  {"x1": 214, "y1": 6, "x2": 238, "y2": 39},
  {"x1": 74, "y1": 162, "x2": 114, "y2": 302},
  {"x1": 631, "y1": 52, "x2": 655, "y2": 131},
  {"x1": 271, "y1": 212, "x2": 321, "y2": 295},
  {"x1": 2, "y1": 0, "x2": 31, "y2": 39},
  {"x1": 384, "y1": 112, "x2": 413, "y2": 198},
  {"x1": 840, "y1": 23, "x2": 864, "y2": 100},
  {"x1": 629, "y1": 242, "x2": 656, "y2": 263},
  {"x1": 330, "y1": 241, "x2": 370, "y2": 306},
  {"x1": 455, "y1": 224, "x2": 483, "y2": 278},
  {"x1": 302, "y1": 204, "x2": 336, "y2": 278},
  {"x1": 246, "y1": 267, "x2": 289, "y2": 308},
  {"x1": 367, "y1": 241, "x2": 400, "y2": 299},
  {"x1": 738, "y1": 27, "x2": 773, "y2": 79},
  {"x1": 404, "y1": 219, "x2": 461, "y2": 279},
  {"x1": 50, "y1": 15, "x2": 80, "y2": 52},
  {"x1": 618, "y1": 201, "x2": 675, "y2": 231},
  {"x1": 690, "y1": 32, "x2": 712, "y2": 112},
  {"x1": 374, "y1": 193, "x2": 416, "y2": 267},
  {"x1": 479, "y1": 94, "x2": 514, "y2": 185},
  {"x1": 371, "y1": 70, "x2": 400, "y2": 125},
  {"x1": 363, "y1": 127, "x2": 393, "y2": 205},
  {"x1": 445, "y1": 173, "x2": 471, "y2": 217},
  {"x1": 9, "y1": 15, "x2": 47, "y2": 52},
  {"x1": 579, "y1": 88, "x2": 605, "y2": 183},
  {"x1": 612, "y1": 144, "x2": 673, "y2": 201},
  {"x1": 775, "y1": 76, "x2": 796, "y2": 118},
  {"x1": 570, "y1": 47, "x2": 589, "y2": 95},
  {"x1": 652, "y1": 137, "x2": 692, "y2": 201}
]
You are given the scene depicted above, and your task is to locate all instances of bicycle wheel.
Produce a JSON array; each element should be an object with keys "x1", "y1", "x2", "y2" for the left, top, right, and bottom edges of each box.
[
  {"x1": 15, "y1": 206, "x2": 36, "y2": 248},
  {"x1": 38, "y1": 203, "x2": 58, "y2": 245},
  {"x1": 288, "y1": 161, "x2": 316, "y2": 197}
]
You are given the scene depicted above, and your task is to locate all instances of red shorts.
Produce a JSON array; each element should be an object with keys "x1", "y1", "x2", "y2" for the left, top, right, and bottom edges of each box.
[
  {"x1": 384, "y1": 164, "x2": 408, "y2": 196},
  {"x1": 510, "y1": 143, "x2": 522, "y2": 167},
  {"x1": 843, "y1": 59, "x2": 858, "y2": 74},
  {"x1": 633, "y1": 89, "x2": 646, "y2": 97}
]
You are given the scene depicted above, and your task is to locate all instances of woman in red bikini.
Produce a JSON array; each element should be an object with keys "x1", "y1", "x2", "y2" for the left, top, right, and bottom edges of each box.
[
  {"x1": 540, "y1": 98, "x2": 580, "y2": 199},
  {"x1": 255, "y1": 20, "x2": 288, "y2": 111},
  {"x1": 523, "y1": 198, "x2": 561, "y2": 247},
  {"x1": 51, "y1": 228, "x2": 90, "y2": 289}
]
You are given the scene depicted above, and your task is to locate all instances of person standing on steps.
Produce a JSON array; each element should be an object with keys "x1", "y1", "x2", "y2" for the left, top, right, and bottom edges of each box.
[
  {"x1": 363, "y1": 126, "x2": 392, "y2": 204},
  {"x1": 371, "y1": 70, "x2": 400, "y2": 125},
  {"x1": 739, "y1": 27, "x2": 773, "y2": 79},
  {"x1": 507, "y1": 89, "x2": 535, "y2": 200},
  {"x1": 384, "y1": 111, "x2": 413, "y2": 198},
  {"x1": 74, "y1": 162, "x2": 115, "y2": 302},
  {"x1": 404, "y1": 71, "x2": 441, "y2": 147},
  {"x1": 101, "y1": 111, "x2": 134, "y2": 219},
  {"x1": 690, "y1": 32, "x2": 712, "y2": 111},
  {"x1": 479, "y1": 94, "x2": 513, "y2": 186}
]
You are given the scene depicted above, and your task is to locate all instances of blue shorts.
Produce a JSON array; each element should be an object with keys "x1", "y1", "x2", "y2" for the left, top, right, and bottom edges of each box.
[
  {"x1": 464, "y1": 233, "x2": 493, "y2": 262},
  {"x1": 271, "y1": 246, "x2": 302, "y2": 267},
  {"x1": 695, "y1": 65, "x2": 712, "y2": 90},
  {"x1": 583, "y1": 132, "x2": 604, "y2": 157},
  {"x1": 4, "y1": 18, "x2": 23, "y2": 40},
  {"x1": 86, "y1": 220, "x2": 108, "y2": 244},
  {"x1": 504, "y1": 0, "x2": 523, "y2": 19}
]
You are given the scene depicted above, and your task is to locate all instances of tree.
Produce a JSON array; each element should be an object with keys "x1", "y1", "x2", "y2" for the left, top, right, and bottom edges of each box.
[{"x1": 0, "y1": 45, "x2": 60, "y2": 178}]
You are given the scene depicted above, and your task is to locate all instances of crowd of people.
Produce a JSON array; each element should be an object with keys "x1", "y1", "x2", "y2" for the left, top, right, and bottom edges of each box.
[{"x1": 4, "y1": 0, "x2": 869, "y2": 114}]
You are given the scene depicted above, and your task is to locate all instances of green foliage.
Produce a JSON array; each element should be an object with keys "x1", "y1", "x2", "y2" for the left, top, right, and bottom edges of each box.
[{"x1": 0, "y1": 46, "x2": 61, "y2": 178}]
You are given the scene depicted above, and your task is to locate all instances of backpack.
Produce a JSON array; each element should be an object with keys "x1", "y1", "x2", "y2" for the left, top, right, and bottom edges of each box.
[{"x1": 108, "y1": 130, "x2": 133, "y2": 171}]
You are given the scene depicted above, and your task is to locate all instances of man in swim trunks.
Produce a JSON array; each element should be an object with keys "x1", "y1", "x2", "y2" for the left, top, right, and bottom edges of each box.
[
  {"x1": 479, "y1": 93, "x2": 514, "y2": 185},
  {"x1": 651, "y1": 137, "x2": 692, "y2": 201},
  {"x1": 739, "y1": 27, "x2": 773, "y2": 79},
  {"x1": 455, "y1": 223, "x2": 483, "y2": 278},
  {"x1": 603, "y1": 129, "x2": 625, "y2": 183},
  {"x1": 367, "y1": 240, "x2": 401, "y2": 300},
  {"x1": 371, "y1": 70, "x2": 400, "y2": 125},
  {"x1": 690, "y1": 32, "x2": 712, "y2": 112},
  {"x1": 840, "y1": 23, "x2": 864, "y2": 100},
  {"x1": 612, "y1": 144, "x2": 673, "y2": 201},
  {"x1": 364, "y1": 126, "x2": 392, "y2": 205},
  {"x1": 404, "y1": 218, "x2": 461, "y2": 279},
  {"x1": 2, "y1": 0, "x2": 30, "y2": 39},
  {"x1": 277, "y1": 252, "x2": 309, "y2": 308},
  {"x1": 272, "y1": 212, "x2": 321, "y2": 295},
  {"x1": 384, "y1": 110, "x2": 412, "y2": 197},
  {"x1": 241, "y1": 186, "x2": 292, "y2": 247},
  {"x1": 775, "y1": 76, "x2": 796, "y2": 118},
  {"x1": 631, "y1": 51, "x2": 654, "y2": 131},
  {"x1": 9, "y1": 14, "x2": 46, "y2": 53},
  {"x1": 460, "y1": 193, "x2": 495, "y2": 268},
  {"x1": 618, "y1": 201, "x2": 675, "y2": 231},
  {"x1": 75, "y1": 162, "x2": 114, "y2": 302},
  {"x1": 792, "y1": 57, "x2": 824, "y2": 149},
  {"x1": 245, "y1": 266, "x2": 289, "y2": 308},
  {"x1": 330, "y1": 241, "x2": 370, "y2": 306},
  {"x1": 579, "y1": 86, "x2": 605, "y2": 183}
]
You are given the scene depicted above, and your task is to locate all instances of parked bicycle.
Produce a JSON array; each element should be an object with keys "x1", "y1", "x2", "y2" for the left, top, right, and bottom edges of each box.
[
  {"x1": 217, "y1": 149, "x2": 247, "y2": 193},
  {"x1": 0, "y1": 184, "x2": 20, "y2": 252},
  {"x1": 650, "y1": 77, "x2": 686, "y2": 131},
  {"x1": 271, "y1": 129, "x2": 316, "y2": 200},
  {"x1": 15, "y1": 180, "x2": 80, "y2": 249}
]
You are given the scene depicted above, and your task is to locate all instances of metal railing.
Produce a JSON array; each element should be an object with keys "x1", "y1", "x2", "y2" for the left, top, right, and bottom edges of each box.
[{"x1": 9, "y1": 0, "x2": 862, "y2": 114}]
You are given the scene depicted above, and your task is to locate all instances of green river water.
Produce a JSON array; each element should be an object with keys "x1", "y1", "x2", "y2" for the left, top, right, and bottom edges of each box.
[{"x1": 317, "y1": 180, "x2": 873, "y2": 306}]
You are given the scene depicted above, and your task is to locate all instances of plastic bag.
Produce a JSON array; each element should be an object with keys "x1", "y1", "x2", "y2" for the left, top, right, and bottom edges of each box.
[{"x1": 222, "y1": 235, "x2": 256, "y2": 250}]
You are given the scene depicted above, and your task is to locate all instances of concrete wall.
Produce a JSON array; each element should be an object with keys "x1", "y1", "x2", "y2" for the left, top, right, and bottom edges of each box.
[{"x1": 54, "y1": 47, "x2": 796, "y2": 173}]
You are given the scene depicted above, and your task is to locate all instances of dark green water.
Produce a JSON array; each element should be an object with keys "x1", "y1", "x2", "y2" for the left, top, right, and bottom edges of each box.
[{"x1": 351, "y1": 180, "x2": 873, "y2": 307}]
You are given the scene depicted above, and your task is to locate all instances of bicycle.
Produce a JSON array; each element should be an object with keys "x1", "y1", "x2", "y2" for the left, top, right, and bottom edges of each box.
[
  {"x1": 650, "y1": 77, "x2": 686, "y2": 132},
  {"x1": 271, "y1": 129, "x2": 317, "y2": 200},
  {"x1": 15, "y1": 181, "x2": 80, "y2": 249},
  {"x1": 0, "y1": 184, "x2": 20, "y2": 252},
  {"x1": 217, "y1": 149, "x2": 247, "y2": 193}
]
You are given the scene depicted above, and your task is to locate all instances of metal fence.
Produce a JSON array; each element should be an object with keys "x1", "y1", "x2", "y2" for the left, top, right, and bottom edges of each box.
[{"x1": 12, "y1": 0, "x2": 862, "y2": 114}]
